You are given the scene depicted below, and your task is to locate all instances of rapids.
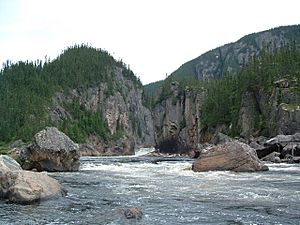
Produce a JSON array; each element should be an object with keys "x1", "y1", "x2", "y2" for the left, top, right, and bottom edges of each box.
[{"x1": 0, "y1": 149, "x2": 299, "y2": 225}]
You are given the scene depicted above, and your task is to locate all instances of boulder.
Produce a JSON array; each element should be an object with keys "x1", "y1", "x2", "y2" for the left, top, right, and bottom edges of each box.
[
  {"x1": 261, "y1": 152, "x2": 281, "y2": 163},
  {"x1": 0, "y1": 155, "x2": 22, "y2": 172},
  {"x1": 281, "y1": 143, "x2": 300, "y2": 158},
  {"x1": 8, "y1": 170, "x2": 65, "y2": 204},
  {"x1": 265, "y1": 134, "x2": 294, "y2": 145},
  {"x1": 258, "y1": 133, "x2": 300, "y2": 160},
  {"x1": 192, "y1": 141, "x2": 269, "y2": 172},
  {"x1": 20, "y1": 127, "x2": 80, "y2": 172},
  {"x1": 124, "y1": 207, "x2": 143, "y2": 220},
  {"x1": 256, "y1": 143, "x2": 283, "y2": 159},
  {"x1": 0, "y1": 155, "x2": 65, "y2": 204},
  {"x1": 280, "y1": 153, "x2": 300, "y2": 163}
]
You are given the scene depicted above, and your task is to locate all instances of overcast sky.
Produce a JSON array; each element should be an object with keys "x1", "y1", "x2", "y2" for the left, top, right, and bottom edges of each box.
[{"x1": 0, "y1": 0, "x2": 299, "y2": 84}]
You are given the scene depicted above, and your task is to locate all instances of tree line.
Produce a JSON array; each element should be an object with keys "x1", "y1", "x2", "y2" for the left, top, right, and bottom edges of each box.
[{"x1": 0, "y1": 44, "x2": 141, "y2": 144}]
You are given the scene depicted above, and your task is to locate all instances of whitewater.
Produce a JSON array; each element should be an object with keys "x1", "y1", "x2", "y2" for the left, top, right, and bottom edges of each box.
[{"x1": 0, "y1": 148, "x2": 299, "y2": 225}]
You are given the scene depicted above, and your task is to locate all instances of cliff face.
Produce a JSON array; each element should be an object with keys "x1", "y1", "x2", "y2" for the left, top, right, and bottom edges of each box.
[
  {"x1": 171, "y1": 25, "x2": 300, "y2": 81},
  {"x1": 238, "y1": 78, "x2": 300, "y2": 138},
  {"x1": 149, "y1": 25, "x2": 300, "y2": 153},
  {"x1": 153, "y1": 82, "x2": 206, "y2": 154},
  {"x1": 0, "y1": 45, "x2": 155, "y2": 154},
  {"x1": 50, "y1": 67, "x2": 155, "y2": 152}
]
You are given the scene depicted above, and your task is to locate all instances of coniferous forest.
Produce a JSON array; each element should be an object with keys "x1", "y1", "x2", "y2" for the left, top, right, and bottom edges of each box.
[
  {"x1": 0, "y1": 44, "x2": 141, "y2": 144},
  {"x1": 0, "y1": 42, "x2": 300, "y2": 146},
  {"x1": 151, "y1": 43, "x2": 300, "y2": 138}
]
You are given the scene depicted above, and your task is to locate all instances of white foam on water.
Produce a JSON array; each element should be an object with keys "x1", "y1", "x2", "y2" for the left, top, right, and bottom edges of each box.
[
  {"x1": 267, "y1": 163, "x2": 300, "y2": 172},
  {"x1": 134, "y1": 147, "x2": 156, "y2": 157},
  {"x1": 81, "y1": 162, "x2": 126, "y2": 172}
]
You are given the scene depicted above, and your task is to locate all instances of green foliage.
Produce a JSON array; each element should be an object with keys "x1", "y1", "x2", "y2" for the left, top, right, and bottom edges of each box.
[
  {"x1": 59, "y1": 102, "x2": 109, "y2": 143},
  {"x1": 143, "y1": 80, "x2": 163, "y2": 108},
  {"x1": 0, "y1": 61, "x2": 51, "y2": 142},
  {"x1": 200, "y1": 43, "x2": 300, "y2": 135},
  {"x1": 111, "y1": 129, "x2": 125, "y2": 141},
  {"x1": 201, "y1": 74, "x2": 240, "y2": 129},
  {"x1": 0, "y1": 146, "x2": 9, "y2": 155},
  {"x1": 155, "y1": 43, "x2": 300, "y2": 138},
  {"x1": 169, "y1": 25, "x2": 300, "y2": 83},
  {"x1": 0, "y1": 44, "x2": 141, "y2": 144}
]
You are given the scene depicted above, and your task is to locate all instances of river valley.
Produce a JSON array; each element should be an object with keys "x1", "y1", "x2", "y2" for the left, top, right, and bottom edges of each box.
[{"x1": 0, "y1": 149, "x2": 299, "y2": 225}]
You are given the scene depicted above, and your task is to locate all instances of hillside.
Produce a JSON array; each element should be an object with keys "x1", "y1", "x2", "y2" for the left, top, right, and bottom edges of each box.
[
  {"x1": 144, "y1": 25, "x2": 300, "y2": 96},
  {"x1": 152, "y1": 43, "x2": 300, "y2": 153},
  {"x1": 0, "y1": 45, "x2": 154, "y2": 152},
  {"x1": 171, "y1": 24, "x2": 300, "y2": 80}
]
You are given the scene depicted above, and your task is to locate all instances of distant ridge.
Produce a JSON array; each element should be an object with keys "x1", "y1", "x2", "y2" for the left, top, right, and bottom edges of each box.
[{"x1": 170, "y1": 24, "x2": 300, "y2": 81}]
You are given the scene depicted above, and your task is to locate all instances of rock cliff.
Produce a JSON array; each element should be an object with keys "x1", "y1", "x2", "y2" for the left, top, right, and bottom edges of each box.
[
  {"x1": 0, "y1": 45, "x2": 155, "y2": 155},
  {"x1": 50, "y1": 67, "x2": 155, "y2": 153},
  {"x1": 150, "y1": 25, "x2": 300, "y2": 152},
  {"x1": 153, "y1": 81, "x2": 205, "y2": 154},
  {"x1": 238, "y1": 78, "x2": 300, "y2": 138}
]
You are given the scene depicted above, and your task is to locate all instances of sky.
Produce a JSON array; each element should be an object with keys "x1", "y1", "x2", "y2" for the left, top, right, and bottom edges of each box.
[{"x1": 0, "y1": 0, "x2": 299, "y2": 85}]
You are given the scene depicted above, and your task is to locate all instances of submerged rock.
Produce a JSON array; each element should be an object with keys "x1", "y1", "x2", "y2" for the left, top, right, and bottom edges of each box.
[
  {"x1": 192, "y1": 141, "x2": 269, "y2": 172},
  {"x1": 124, "y1": 207, "x2": 143, "y2": 220},
  {"x1": 20, "y1": 127, "x2": 80, "y2": 172},
  {"x1": 0, "y1": 155, "x2": 65, "y2": 204}
]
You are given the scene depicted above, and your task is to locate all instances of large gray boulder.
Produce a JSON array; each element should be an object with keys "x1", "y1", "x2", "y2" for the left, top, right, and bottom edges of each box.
[
  {"x1": 7, "y1": 170, "x2": 64, "y2": 204},
  {"x1": 20, "y1": 127, "x2": 80, "y2": 172},
  {"x1": 0, "y1": 155, "x2": 65, "y2": 204},
  {"x1": 192, "y1": 141, "x2": 269, "y2": 172}
]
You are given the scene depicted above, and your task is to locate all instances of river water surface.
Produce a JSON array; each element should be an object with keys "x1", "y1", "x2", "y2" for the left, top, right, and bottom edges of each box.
[{"x1": 1, "y1": 149, "x2": 300, "y2": 225}]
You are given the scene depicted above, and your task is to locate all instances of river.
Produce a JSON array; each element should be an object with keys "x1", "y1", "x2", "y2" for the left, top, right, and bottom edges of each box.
[{"x1": 0, "y1": 148, "x2": 300, "y2": 225}]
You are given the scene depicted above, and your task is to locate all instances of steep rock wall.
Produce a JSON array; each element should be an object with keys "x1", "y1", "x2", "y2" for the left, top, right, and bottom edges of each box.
[
  {"x1": 238, "y1": 78, "x2": 300, "y2": 138},
  {"x1": 153, "y1": 82, "x2": 205, "y2": 154},
  {"x1": 50, "y1": 67, "x2": 155, "y2": 153}
]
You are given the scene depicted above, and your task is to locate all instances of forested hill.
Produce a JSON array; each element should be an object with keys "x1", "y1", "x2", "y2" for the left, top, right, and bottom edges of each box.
[
  {"x1": 144, "y1": 25, "x2": 300, "y2": 98},
  {"x1": 0, "y1": 45, "x2": 154, "y2": 147},
  {"x1": 170, "y1": 24, "x2": 300, "y2": 81},
  {"x1": 152, "y1": 44, "x2": 300, "y2": 153}
]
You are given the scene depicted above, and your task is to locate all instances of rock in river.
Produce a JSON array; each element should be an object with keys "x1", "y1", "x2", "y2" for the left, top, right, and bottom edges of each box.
[
  {"x1": 20, "y1": 127, "x2": 80, "y2": 172},
  {"x1": 124, "y1": 207, "x2": 143, "y2": 220},
  {"x1": 192, "y1": 141, "x2": 269, "y2": 172},
  {"x1": 0, "y1": 155, "x2": 65, "y2": 204}
]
